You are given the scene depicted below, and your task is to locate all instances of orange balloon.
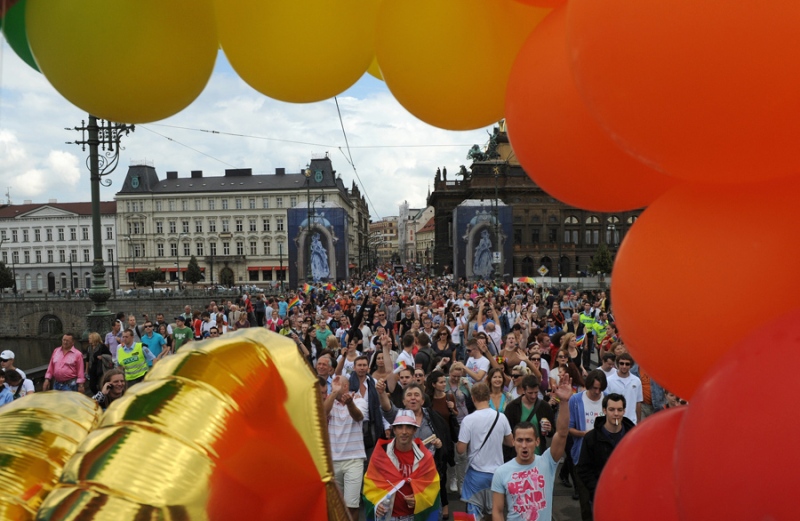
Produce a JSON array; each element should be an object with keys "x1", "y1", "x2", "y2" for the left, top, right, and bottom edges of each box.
[
  {"x1": 514, "y1": 0, "x2": 565, "y2": 7},
  {"x1": 567, "y1": 0, "x2": 800, "y2": 184},
  {"x1": 612, "y1": 176, "x2": 800, "y2": 398},
  {"x1": 506, "y1": 7, "x2": 676, "y2": 212},
  {"x1": 376, "y1": 0, "x2": 550, "y2": 130}
]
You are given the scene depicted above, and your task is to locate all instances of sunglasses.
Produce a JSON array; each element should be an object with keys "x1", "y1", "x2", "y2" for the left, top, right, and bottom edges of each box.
[
  {"x1": 531, "y1": 357, "x2": 541, "y2": 361},
  {"x1": 0, "y1": 359, "x2": 7, "y2": 363},
  {"x1": 618, "y1": 362, "x2": 632, "y2": 366},
  {"x1": 512, "y1": 374, "x2": 522, "y2": 378}
]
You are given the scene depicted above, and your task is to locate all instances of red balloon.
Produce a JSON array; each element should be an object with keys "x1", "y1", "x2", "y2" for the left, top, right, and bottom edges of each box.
[
  {"x1": 567, "y1": 0, "x2": 800, "y2": 184},
  {"x1": 506, "y1": 7, "x2": 676, "y2": 212},
  {"x1": 675, "y1": 309, "x2": 800, "y2": 520},
  {"x1": 611, "y1": 176, "x2": 800, "y2": 399},
  {"x1": 594, "y1": 408, "x2": 684, "y2": 521}
]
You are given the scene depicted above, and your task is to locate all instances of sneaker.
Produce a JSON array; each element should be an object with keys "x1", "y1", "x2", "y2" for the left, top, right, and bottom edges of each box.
[{"x1": 448, "y1": 477, "x2": 458, "y2": 493}]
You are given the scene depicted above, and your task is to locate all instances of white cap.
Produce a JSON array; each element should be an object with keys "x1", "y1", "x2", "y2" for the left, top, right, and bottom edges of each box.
[
  {"x1": 392, "y1": 412, "x2": 419, "y2": 428},
  {"x1": 0, "y1": 350, "x2": 14, "y2": 360}
]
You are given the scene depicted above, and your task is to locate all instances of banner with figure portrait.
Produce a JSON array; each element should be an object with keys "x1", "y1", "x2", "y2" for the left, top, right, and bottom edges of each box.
[
  {"x1": 452, "y1": 200, "x2": 512, "y2": 281},
  {"x1": 288, "y1": 203, "x2": 349, "y2": 288}
]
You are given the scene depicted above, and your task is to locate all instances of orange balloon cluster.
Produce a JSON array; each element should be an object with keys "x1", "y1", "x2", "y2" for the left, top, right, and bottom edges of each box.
[{"x1": 501, "y1": 2, "x2": 800, "y2": 519}]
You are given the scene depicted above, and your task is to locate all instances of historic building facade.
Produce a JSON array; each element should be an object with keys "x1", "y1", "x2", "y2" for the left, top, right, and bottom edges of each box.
[
  {"x1": 115, "y1": 155, "x2": 370, "y2": 288},
  {"x1": 0, "y1": 201, "x2": 118, "y2": 294},
  {"x1": 428, "y1": 124, "x2": 640, "y2": 280}
]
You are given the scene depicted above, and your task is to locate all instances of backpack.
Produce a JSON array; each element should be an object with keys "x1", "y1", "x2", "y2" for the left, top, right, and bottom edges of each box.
[{"x1": 499, "y1": 312, "x2": 511, "y2": 337}]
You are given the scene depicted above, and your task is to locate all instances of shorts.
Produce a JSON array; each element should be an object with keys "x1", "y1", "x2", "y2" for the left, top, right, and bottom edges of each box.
[{"x1": 333, "y1": 458, "x2": 365, "y2": 508}]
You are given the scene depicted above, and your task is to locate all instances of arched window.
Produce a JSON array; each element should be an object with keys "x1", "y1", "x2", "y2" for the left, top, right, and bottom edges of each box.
[
  {"x1": 607, "y1": 216, "x2": 621, "y2": 224},
  {"x1": 25, "y1": 274, "x2": 32, "y2": 291},
  {"x1": 585, "y1": 216, "x2": 600, "y2": 224},
  {"x1": 627, "y1": 216, "x2": 638, "y2": 225},
  {"x1": 564, "y1": 216, "x2": 579, "y2": 225},
  {"x1": 521, "y1": 257, "x2": 534, "y2": 277},
  {"x1": 36, "y1": 273, "x2": 43, "y2": 291}
]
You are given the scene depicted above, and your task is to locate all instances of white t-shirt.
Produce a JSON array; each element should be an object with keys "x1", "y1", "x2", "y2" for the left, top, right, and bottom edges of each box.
[
  {"x1": 602, "y1": 366, "x2": 617, "y2": 380},
  {"x1": 396, "y1": 350, "x2": 416, "y2": 369},
  {"x1": 336, "y1": 352, "x2": 361, "y2": 379},
  {"x1": 582, "y1": 393, "x2": 604, "y2": 431},
  {"x1": 465, "y1": 356, "x2": 491, "y2": 384},
  {"x1": 5, "y1": 378, "x2": 34, "y2": 397},
  {"x1": 606, "y1": 373, "x2": 643, "y2": 424},
  {"x1": 458, "y1": 407, "x2": 512, "y2": 473}
]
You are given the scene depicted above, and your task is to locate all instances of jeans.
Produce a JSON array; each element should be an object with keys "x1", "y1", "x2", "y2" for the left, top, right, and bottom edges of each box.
[{"x1": 53, "y1": 379, "x2": 78, "y2": 391}]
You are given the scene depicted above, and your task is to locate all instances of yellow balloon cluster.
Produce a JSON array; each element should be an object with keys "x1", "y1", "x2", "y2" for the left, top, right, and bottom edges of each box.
[
  {"x1": 0, "y1": 330, "x2": 345, "y2": 520},
  {"x1": 15, "y1": 0, "x2": 550, "y2": 128},
  {"x1": 0, "y1": 392, "x2": 100, "y2": 520}
]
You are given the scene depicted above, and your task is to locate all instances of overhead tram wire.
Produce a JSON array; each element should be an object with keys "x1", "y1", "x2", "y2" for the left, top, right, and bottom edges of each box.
[
  {"x1": 138, "y1": 125, "x2": 239, "y2": 168},
  {"x1": 334, "y1": 96, "x2": 381, "y2": 221}
]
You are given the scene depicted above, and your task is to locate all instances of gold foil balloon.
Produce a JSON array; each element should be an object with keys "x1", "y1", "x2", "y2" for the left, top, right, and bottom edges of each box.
[
  {"x1": 35, "y1": 329, "x2": 347, "y2": 520},
  {"x1": 0, "y1": 392, "x2": 101, "y2": 520}
]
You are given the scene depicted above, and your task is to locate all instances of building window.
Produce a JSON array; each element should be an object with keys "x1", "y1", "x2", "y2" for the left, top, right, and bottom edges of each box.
[
  {"x1": 249, "y1": 219, "x2": 257, "y2": 232},
  {"x1": 169, "y1": 200, "x2": 176, "y2": 211},
  {"x1": 208, "y1": 199, "x2": 216, "y2": 210},
  {"x1": 514, "y1": 228, "x2": 522, "y2": 244},
  {"x1": 70, "y1": 250, "x2": 77, "y2": 262},
  {"x1": 236, "y1": 241, "x2": 244, "y2": 255},
  {"x1": 221, "y1": 199, "x2": 229, "y2": 210},
  {"x1": 156, "y1": 221, "x2": 163, "y2": 234},
  {"x1": 82, "y1": 227, "x2": 89, "y2": 241},
  {"x1": 106, "y1": 227, "x2": 113, "y2": 240},
  {"x1": 565, "y1": 216, "x2": 579, "y2": 225},
  {"x1": 276, "y1": 217, "x2": 284, "y2": 231},
  {"x1": 1, "y1": 252, "x2": 6, "y2": 263},
  {"x1": 183, "y1": 243, "x2": 190, "y2": 256},
  {"x1": 276, "y1": 196, "x2": 283, "y2": 208},
  {"x1": 264, "y1": 241, "x2": 271, "y2": 255},
  {"x1": 249, "y1": 241, "x2": 257, "y2": 255},
  {"x1": 222, "y1": 219, "x2": 230, "y2": 233},
  {"x1": 48, "y1": 250, "x2": 54, "y2": 263},
  {"x1": 59, "y1": 250, "x2": 66, "y2": 263},
  {"x1": 155, "y1": 200, "x2": 162, "y2": 211},
  {"x1": 196, "y1": 243, "x2": 204, "y2": 256},
  {"x1": 24, "y1": 251, "x2": 30, "y2": 263},
  {"x1": 249, "y1": 198, "x2": 256, "y2": 209},
  {"x1": 290, "y1": 196, "x2": 297, "y2": 207},
  {"x1": 169, "y1": 221, "x2": 177, "y2": 233},
  {"x1": 586, "y1": 216, "x2": 600, "y2": 225},
  {"x1": 128, "y1": 222, "x2": 142, "y2": 235},
  {"x1": 235, "y1": 198, "x2": 242, "y2": 209},
  {"x1": 235, "y1": 219, "x2": 243, "y2": 232},
  {"x1": 627, "y1": 216, "x2": 637, "y2": 225},
  {"x1": 107, "y1": 249, "x2": 113, "y2": 262},
  {"x1": 195, "y1": 220, "x2": 203, "y2": 233},
  {"x1": 22, "y1": 230, "x2": 28, "y2": 242},
  {"x1": 209, "y1": 220, "x2": 216, "y2": 232},
  {"x1": 170, "y1": 243, "x2": 178, "y2": 256},
  {"x1": 262, "y1": 197, "x2": 269, "y2": 209},
  {"x1": 549, "y1": 228, "x2": 558, "y2": 243},
  {"x1": 223, "y1": 242, "x2": 230, "y2": 255},
  {"x1": 195, "y1": 199, "x2": 202, "y2": 211},
  {"x1": 182, "y1": 220, "x2": 189, "y2": 233},
  {"x1": 46, "y1": 229, "x2": 53, "y2": 241},
  {"x1": 35, "y1": 251, "x2": 42, "y2": 263},
  {"x1": 182, "y1": 200, "x2": 189, "y2": 211},
  {"x1": 83, "y1": 249, "x2": 90, "y2": 262},
  {"x1": 262, "y1": 218, "x2": 270, "y2": 232},
  {"x1": 132, "y1": 244, "x2": 145, "y2": 258},
  {"x1": 210, "y1": 242, "x2": 217, "y2": 256},
  {"x1": 532, "y1": 230, "x2": 540, "y2": 244},
  {"x1": 12, "y1": 251, "x2": 19, "y2": 263},
  {"x1": 11, "y1": 230, "x2": 17, "y2": 242}
]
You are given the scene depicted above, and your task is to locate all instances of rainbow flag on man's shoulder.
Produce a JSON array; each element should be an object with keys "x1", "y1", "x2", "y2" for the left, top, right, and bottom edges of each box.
[
  {"x1": 363, "y1": 439, "x2": 441, "y2": 521},
  {"x1": 288, "y1": 296, "x2": 301, "y2": 310}
]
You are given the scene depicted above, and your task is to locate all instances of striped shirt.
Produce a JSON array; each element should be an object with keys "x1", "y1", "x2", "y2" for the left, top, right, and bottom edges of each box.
[{"x1": 328, "y1": 395, "x2": 367, "y2": 461}]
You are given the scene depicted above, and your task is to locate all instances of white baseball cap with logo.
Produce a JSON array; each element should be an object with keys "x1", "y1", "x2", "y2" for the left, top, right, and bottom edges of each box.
[{"x1": 0, "y1": 350, "x2": 14, "y2": 360}]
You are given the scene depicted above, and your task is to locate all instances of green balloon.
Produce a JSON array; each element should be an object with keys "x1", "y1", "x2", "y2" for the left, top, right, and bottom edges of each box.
[{"x1": 2, "y1": 0, "x2": 40, "y2": 72}]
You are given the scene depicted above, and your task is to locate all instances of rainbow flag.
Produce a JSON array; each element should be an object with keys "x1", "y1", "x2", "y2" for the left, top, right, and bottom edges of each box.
[
  {"x1": 325, "y1": 283, "x2": 338, "y2": 293},
  {"x1": 392, "y1": 360, "x2": 407, "y2": 374},
  {"x1": 363, "y1": 439, "x2": 441, "y2": 521},
  {"x1": 575, "y1": 334, "x2": 586, "y2": 347},
  {"x1": 302, "y1": 283, "x2": 314, "y2": 294},
  {"x1": 374, "y1": 271, "x2": 388, "y2": 286},
  {"x1": 353, "y1": 287, "x2": 363, "y2": 299},
  {"x1": 288, "y1": 296, "x2": 301, "y2": 310}
]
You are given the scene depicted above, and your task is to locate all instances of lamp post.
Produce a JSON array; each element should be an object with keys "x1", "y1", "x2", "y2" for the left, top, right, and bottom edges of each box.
[
  {"x1": 176, "y1": 233, "x2": 188, "y2": 291},
  {"x1": 68, "y1": 255, "x2": 74, "y2": 296},
  {"x1": 109, "y1": 250, "x2": 116, "y2": 293},
  {"x1": 127, "y1": 234, "x2": 136, "y2": 289},
  {"x1": 304, "y1": 167, "x2": 312, "y2": 283},
  {"x1": 278, "y1": 242, "x2": 284, "y2": 291},
  {"x1": 67, "y1": 116, "x2": 133, "y2": 334},
  {"x1": 492, "y1": 165, "x2": 502, "y2": 281}
]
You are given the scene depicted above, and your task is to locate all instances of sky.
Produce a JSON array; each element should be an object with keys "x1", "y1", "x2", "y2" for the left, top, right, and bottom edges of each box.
[{"x1": 0, "y1": 43, "x2": 494, "y2": 221}]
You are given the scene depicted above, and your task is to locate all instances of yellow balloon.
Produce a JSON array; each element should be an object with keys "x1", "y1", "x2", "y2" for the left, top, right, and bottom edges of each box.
[
  {"x1": 0, "y1": 392, "x2": 100, "y2": 520},
  {"x1": 35, "y1": 329, "x2": 347, "y2": 521},
  {"x1": 26, "y1": 0, "x2": 218, "y2": 123},
  {"x1": 376, "y1": 0, "x2": 550, "y2": 130},
  {"x1": 367, "y1": 56, "x2": 383, "y2": 81},
  {"x1": 215, "y1": 0, "x2": 380, "y2": 103}
]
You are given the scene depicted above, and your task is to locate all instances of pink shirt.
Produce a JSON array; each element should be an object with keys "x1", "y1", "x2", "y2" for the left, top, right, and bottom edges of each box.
[{"x1": 44, "y1": 346, "x2": 86, "y2": 384}]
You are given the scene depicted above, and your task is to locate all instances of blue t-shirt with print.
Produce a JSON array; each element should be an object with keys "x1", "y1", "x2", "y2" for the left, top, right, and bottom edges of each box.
[{"x1": 491, "y1": 449, "x2": 558, "y2": 521}]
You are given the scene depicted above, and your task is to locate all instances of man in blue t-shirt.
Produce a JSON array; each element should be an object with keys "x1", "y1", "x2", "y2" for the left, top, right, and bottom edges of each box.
[
  {"x1": 491, "y1": 373, "x2": 574, "y2": 521},
  {"x1": 139, "y1": 321, "x2": 167, "y2": 367}
]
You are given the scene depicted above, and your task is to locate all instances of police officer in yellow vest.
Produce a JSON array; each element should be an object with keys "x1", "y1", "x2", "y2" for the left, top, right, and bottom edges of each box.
[{"x1": 117, "y1": 328, "x2": 156, "y2": 385}]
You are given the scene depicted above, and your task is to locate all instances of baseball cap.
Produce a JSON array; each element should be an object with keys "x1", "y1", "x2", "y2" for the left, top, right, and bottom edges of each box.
[
  {"x1": 174, "y1": 316, "x2": 185, "y2": 322},
  {"x1": 0, "y1": 350, "x2": 14, "y2": 360},
  {"x1": 392, "y1": 411, "x2": 419, "y2": 428}
]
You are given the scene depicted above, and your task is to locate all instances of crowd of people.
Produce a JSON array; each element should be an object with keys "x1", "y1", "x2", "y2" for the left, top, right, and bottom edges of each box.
[{"x1": 0, "y1": 270, "x2": 689, "y2": 520}]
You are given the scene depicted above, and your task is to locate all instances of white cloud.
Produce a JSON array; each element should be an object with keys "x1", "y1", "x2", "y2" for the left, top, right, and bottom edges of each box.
[{"x1": 0, "y1": 45, "x2": 493, "y2": 216}]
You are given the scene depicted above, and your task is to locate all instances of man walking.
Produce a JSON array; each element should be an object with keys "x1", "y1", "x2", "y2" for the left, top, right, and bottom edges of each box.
[
  {"x1": 116, "y1": 328, "x2": 156, "y2": 385},
  {"x1": 42, "y1": 333, "x2": 85, "y2": 393},
  {"x1": 605, "y1": 353, "x2": 643, "y2": 425}
]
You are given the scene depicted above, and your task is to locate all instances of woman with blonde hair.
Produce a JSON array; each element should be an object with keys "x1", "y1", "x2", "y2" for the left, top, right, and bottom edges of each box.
[{"x1": 85, "y1": 331, "x2": 112, "y2": 395}]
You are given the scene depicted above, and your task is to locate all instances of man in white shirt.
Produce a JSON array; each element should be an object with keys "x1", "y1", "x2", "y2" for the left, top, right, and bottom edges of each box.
[
  {"x1": 395, "y1": 333, "x2": 417, "y2": 370},
  {"x1": 600, "y1": 352, "x2": 617, "y2": 380},
  {"x1": 605, "y1": 353, "x2": 642, "y2": 425},
  {"x1": 463, "y1": 339, "x2": 490, "y2": 384},
  {"x1": 457, "y1": 382, "x2": 514, "y2": 520},
  {"x1": 323, "y1": 374, "x2": 366, "y2": 521}
]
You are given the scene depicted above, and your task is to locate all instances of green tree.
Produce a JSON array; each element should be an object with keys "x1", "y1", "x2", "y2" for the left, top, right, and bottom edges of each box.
[
  {"x1": 185, "y1": 255, "x2": 203, "y2": 287},
  {"x1": 0, "y1": 262, "x2": 13, "y2": 291},
  {"x1": 135, "y1": 269, "x2": 164, "y2": 292},
  {"x1": 589, "y1": 242, "x2": 614, "y2": 275}
]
